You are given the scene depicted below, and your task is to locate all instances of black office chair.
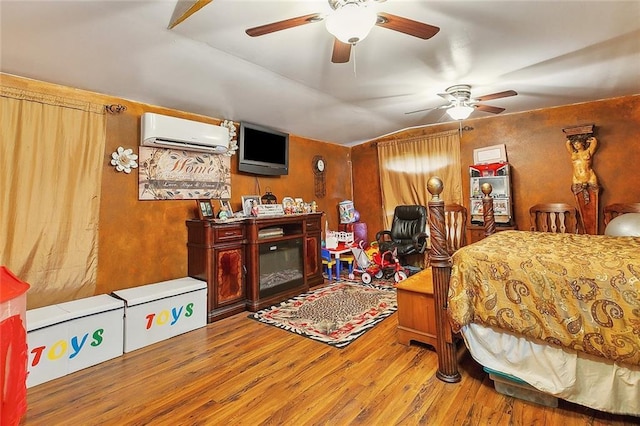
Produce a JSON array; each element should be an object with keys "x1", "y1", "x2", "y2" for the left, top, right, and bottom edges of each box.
[{"x1": 375, "y1": 205, "x2": 428, "y2": 265}]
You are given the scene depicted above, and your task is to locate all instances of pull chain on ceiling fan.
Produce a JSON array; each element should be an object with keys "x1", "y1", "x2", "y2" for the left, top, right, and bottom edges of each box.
[
  {"x1": 406, "y1": 85, "x2": 518, "y2": 121},
  {"x1": 245, "y1": 0, "x2": 440, "y2": 64}
]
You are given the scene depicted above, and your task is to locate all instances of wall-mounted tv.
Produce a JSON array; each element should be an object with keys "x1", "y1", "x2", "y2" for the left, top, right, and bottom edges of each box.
[{"x1": 238, "y1": 122, "x2": 289, "y2": 176}]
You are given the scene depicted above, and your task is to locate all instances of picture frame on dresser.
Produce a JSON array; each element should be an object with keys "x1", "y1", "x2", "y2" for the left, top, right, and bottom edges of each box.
[
  {"x1": 196, "y1": 199, "x2": 215, "y2": 220},
  {"x1": 241, "y1": 195, "x2": 261, "y2": 217},
  {"x1": 219, "y1": 199, "x2": 232, "y2": 213}
]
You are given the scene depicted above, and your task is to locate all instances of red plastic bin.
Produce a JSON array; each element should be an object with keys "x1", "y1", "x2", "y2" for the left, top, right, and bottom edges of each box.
[{"x1": 0, "y1": 266, "x2": 30, "y2": 426}]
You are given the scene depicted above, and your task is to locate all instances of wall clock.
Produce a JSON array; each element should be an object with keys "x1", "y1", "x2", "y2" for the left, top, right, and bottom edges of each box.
[{"x1": 312, "y1": 155, "x2": 326, "y2": 198}]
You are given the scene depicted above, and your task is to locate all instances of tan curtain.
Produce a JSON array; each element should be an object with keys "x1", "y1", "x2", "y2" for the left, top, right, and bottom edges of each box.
[
  {"x1": 0, "y1": 86, "x2": 106, "y2": 309},
  {"x1": 377, "y1": 130, "x2": 462, "y2": 228}
]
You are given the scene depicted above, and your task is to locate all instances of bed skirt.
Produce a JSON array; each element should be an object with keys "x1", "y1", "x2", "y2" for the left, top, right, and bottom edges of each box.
[{"x1": 462, "y1": 323, "x2": 640, "y2": 416}]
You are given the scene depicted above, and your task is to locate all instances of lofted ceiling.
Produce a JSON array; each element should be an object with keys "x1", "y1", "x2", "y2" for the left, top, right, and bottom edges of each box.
[{"x1": 1, "y1": 0, "x2": 639, "y2": 146}]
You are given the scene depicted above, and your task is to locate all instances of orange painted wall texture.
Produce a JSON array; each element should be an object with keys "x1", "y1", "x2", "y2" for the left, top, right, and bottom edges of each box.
[
  {"x1": 352, "y1": 95, "x2": 640, "y2": 241},
  {"x1": 97, "y1": 104, "x2": 351, "y2": 295},
  {"x1": 4, "y1": 74, "x2": 640, "y2": 300}
]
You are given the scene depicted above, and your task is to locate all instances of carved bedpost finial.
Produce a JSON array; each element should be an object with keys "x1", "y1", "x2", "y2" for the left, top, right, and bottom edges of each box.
[
  {"x1": 427, "y1": 176, "x2": 446, "y2": 262},
  {"x1": 427, "y1": 176, "x2": 443, "y2": 200},
  {"x1": 481, "y1": 183, "x2": 496, "y2": 237},
  {"x1": 481, "y1": 183, "x2": 492, "y2": 197},
  {"x1": 427, "y1": 175, "x2": 461, "y2": 384}
]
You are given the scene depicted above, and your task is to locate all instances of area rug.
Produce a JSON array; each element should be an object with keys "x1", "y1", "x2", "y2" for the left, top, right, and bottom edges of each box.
[{"x1": 248, "y1": 282, "x2": 397, "y2": 348}]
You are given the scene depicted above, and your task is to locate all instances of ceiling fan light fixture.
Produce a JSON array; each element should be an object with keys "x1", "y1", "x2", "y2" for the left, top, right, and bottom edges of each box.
[
  {"x1": 325, "y1": 2, "x2": 377, "y2": 45},
  {"x1": 447, "y1": 104, "x2": 475, "y2": 120}
]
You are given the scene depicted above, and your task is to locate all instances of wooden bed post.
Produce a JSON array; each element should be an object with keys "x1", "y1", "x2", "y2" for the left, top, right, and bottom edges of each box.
[
  {"x1": 427, "y1": 177, "x2": 461, "y2": 383},
  {"x1": 481, "y1": 183, "x2": 497, "y2": 237}
]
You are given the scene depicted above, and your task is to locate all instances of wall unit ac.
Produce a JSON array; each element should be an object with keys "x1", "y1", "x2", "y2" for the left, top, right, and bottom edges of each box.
[{"x1": 140, "y1": 112, "x2": 229, "y2": 154}]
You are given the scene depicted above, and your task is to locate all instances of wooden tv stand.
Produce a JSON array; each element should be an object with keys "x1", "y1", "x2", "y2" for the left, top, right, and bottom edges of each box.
[{"x1": 187, "y1": 213, "x2": 323, "y2": 322}]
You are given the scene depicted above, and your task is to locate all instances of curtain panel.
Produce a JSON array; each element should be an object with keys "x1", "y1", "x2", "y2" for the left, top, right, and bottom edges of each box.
[
  {"x1": 377, "y1": 130, "x2": 462, "y2": 229},
  {"x1": 1, "y1": 86, "x2": 106, "y2": 309}
]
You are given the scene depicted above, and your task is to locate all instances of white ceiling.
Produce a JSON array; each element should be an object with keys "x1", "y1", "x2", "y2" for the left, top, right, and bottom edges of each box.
[{"x1": 2, "y1": 0, "x2": 639, "y2": 146}]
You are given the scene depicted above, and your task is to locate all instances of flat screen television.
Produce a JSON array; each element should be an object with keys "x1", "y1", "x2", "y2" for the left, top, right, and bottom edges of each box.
[{"x1": 238, "y1": 122, "x2": 289, "y2": 176}]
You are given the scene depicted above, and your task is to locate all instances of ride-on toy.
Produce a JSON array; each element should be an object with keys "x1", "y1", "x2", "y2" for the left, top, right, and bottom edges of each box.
[{"x1": 351, "y1": 242, "x2": 408, "y2": 284}]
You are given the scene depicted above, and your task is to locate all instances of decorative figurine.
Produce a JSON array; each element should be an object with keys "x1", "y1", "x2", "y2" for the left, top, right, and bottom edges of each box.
[
  {"x1": 563, "y1": 125, "x2": 599, "y2": 235},
  {"x1": 218, "y1": 205, "x2": 229, "y2": 220},
  {"x1": 566, "y1": 135, "x2": 598, "y2": 201}
]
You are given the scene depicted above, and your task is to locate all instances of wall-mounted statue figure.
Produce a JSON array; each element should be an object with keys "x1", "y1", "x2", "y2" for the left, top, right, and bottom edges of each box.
[
  {"x1": 566, "y1": 134, "x2": 598, "y2": 202},
  {"x1": 563, "y1": 125, "x2": 598, "y2": 234}
]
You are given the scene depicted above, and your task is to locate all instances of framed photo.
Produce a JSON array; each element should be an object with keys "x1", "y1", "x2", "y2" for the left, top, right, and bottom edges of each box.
[
  {"x1": 219, "y1": 199, "x2": 233, "y2": 218},
  {"x1": 241, "y1": 195, "x2": 261, "y2": 217},
  {"x1": 196, "y1": 199, "x2": 215, "y2": 220}
]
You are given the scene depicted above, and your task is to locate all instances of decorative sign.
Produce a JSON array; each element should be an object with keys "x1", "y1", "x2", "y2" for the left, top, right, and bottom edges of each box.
[
  {"x1": 473, "y1": 144, "x2": 507, "y2": 165},
  {"x1": 138, "y1": 147, "x2": 231, "y2": 200},
  {"x1": 256, "y1": 204, "x2": 285, "y2": 217}
]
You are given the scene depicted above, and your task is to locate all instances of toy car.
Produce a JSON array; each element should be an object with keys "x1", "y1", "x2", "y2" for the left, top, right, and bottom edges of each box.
[{"x1": 351, "y1": 242, "x2": 408, "y2": 284}]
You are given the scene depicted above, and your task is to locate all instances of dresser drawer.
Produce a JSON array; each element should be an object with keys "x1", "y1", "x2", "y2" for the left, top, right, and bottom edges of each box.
[
  {"x1": 214, "y1": 225, "x2": 244, "y2": 242},
  {"x1": 306, "y1": 218, "x2": 321, "y2": 232}
]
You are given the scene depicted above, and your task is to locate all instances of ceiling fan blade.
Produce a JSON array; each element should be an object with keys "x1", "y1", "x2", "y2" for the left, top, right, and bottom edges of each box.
[
  {"x1": 476, "y1": 104, "x2": 506, "y2": 114},
  {"x1": 405, "y1": 105, "x2": 448, "y2": 115},
  {"x1": 438, "y1": 92, "x2": 456, "y2": 102},
  {"x1": 376, "y1": 13, "x2": 440, "y2": 39},
  {"x1": 246, "y1": 13, "x2": 322, "y2": 37},
  {"x1": 405, "y1": 107, "x2": 433, "y2": 115},
  {"x1": 168, "y1": 0, "x2": 213, "y2": 30},
  {"x1": 475, "y1": 90, "x2": 517, "y2": 102},
  {"x1": 331, "y1": 39, "x2": 351, "y2": 63}
]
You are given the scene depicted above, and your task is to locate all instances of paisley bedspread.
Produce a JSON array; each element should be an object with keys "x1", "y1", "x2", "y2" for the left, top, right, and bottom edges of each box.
[{"x1": 448, "y1": 231, "x2": 640, "y2": 367}]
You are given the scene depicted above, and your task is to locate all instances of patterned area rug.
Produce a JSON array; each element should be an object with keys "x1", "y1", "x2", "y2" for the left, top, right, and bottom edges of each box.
[{"x1": 248, "y1": 282, "x2": 397, "y2": 348}]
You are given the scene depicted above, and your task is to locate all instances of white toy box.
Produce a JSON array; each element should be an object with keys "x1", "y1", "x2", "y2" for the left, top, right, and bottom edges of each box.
[
  {"x1": 111, "y1": 277, "x2": 207, "y2": 353},
  {"x1": 26, "y1": 294, "x2": 125, "y2": 388}
]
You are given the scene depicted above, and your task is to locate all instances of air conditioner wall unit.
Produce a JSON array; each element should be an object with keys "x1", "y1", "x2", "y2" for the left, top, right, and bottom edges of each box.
[{"x1": 140, "y1": 112, "x2": 229, "y2": 154}]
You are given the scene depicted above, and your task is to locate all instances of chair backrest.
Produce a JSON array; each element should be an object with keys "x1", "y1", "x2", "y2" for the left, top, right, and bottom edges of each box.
[
  {"x1": 390, "y1": 205, "x2": 428, "y2": 244},
  {"x1": 444, "y1": 203, "x2": 468, "y2": 254},
  {"x1": 321, "y1": 248, "x2": 332, "y2": 261},
  {"x1": 603, "y1": 203, "x2": 640, "y2": 226},
  {"x1": 529, "y1": 203, "x2": 580, "y2": 233}
]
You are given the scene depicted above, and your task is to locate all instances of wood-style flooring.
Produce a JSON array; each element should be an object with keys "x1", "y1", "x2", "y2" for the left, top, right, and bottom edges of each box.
[{"x1": 21, "y1": 308, "x2": 639, "y2": 425}]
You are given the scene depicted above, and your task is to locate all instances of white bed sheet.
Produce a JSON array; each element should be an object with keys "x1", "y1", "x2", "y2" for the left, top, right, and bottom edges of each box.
[{"x1": 462, "y1": 323, "x2": 640, "y2": 416}]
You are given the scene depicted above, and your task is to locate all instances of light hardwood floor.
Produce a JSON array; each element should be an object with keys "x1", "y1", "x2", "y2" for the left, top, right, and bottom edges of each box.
[{"x1": 22, "y1": 310, "x2": 639, "y2": 425}]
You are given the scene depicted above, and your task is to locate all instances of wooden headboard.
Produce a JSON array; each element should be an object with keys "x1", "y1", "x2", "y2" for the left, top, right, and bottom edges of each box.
[{"x1": 426, "y1": 176, "x2": 496, "y2": 383}]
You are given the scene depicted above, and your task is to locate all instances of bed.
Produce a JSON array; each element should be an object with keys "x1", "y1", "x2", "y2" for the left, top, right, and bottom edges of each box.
[{"x1": 425, "y1": 177, "x2": 640, "y2": 416}]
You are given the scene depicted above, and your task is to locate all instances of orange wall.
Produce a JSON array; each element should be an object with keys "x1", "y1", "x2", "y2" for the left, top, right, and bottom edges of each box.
[
  {"x1": 97, "y1": 106, "x2": 351, "y2": 295},
  {"x1": 352, "y1": 94, "x2": 640, "y2": 238},
  {"x1": 5, "y1": 73, "x2": 639, "y2": 302},
  {"x1": 2, "y1": 74, "x2": 351, "y2": 298}
]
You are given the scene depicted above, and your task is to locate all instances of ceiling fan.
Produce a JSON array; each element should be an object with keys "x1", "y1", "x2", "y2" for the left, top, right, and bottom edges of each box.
[
  {"x1": 406, "y1": 85, "x2": 518, "y2": 120},
  {"x1": 245, "y1": 0, "x2": 440, "y2": 63}
]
